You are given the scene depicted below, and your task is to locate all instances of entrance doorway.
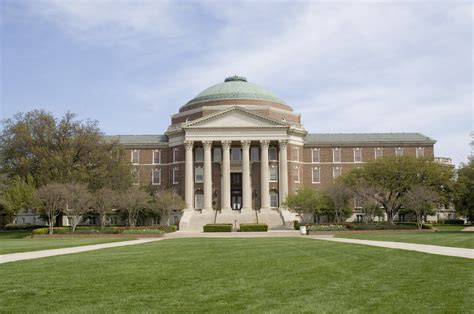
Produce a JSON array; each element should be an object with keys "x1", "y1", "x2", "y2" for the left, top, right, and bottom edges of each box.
[{"x1": 231, "y1": 173, "x2": 242, "y2": 210}]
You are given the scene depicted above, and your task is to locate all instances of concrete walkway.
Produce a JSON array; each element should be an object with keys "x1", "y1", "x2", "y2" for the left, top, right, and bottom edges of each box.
[
  {"x1": 311, "y1": 236, "x2": 474, "y2": 259},
  {"x1": 0, "y1": 238, "x2": 163, "y2": 264},
  {"x1": 462, "y1": 226, "x2": 474, "y2": 232}
]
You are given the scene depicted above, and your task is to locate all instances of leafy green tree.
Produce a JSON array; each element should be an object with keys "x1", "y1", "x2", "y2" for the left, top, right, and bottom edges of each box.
[
  {"x1": 455, "y1": 158, "x2": 474, "y2": 223},
  {"x1": 152, "y1": 189, "x2": 186, "y2": 226},
  {"x1": 118, "y1": 187, "x2": 151, "y2": 227},
  {"x1": 64, "y1": 183, "x2": 92, "y2": 232},
  {"x1": 0, "y1": 110, "x2": 132, "y2": 190},
  {"x1": 92, "y1": 187, "x2": 117, "y2": 230},
  {"x1": 401, "y1": 186, "x2": 439, "y2": 229},
  {"x1": 283, "y1": 187, "x2": 329, "y2": 224},
  {"x1": 38, "y1": 183, "x2": 68, "y2": 234},
  {"x1": 343, "y1": 156, "x2": 454, "y2": 224},
  {"x1": 1, "y1": 175, "x2": 39, "y2": 224}
]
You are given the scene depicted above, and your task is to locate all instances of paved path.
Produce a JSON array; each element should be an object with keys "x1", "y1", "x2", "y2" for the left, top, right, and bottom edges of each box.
[
  {"x1": 0, "y1": 238, "x2": 163, "y2": 264},
  {"x1": 462, "y1": 226, "x2": 474, "y2": 232},
  {"x1": 311, "y1": 236, "x2": 474, "y2": 259}
]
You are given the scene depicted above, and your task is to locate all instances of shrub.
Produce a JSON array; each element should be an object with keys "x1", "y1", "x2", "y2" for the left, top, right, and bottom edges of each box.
[
  {"x1": 122, "y1": 229, "x2": 164, "y2": 235},
  {"x1": 239, "y1": 224, "x2": 268, "y2": 232},
  {"x1": 293, "y1": 220, "x2": 300, "y2": 230},
  {"x1": 203, "y1": 224, "x2": 232, "y2": 232},
  {"x1": 307, "y1": 225, "x2": 348, "y2": 232},
  {"x1": 440, "y1": 219, "x2": 465, "y2": 225},
  {"x1": 5, "y1": 224, "x2": 45, "y2": 230},
  {"x1": 32, "y1": 227, "x2": 70, "y2": 235},
  {"x1": 396, "y1": 222, "x2": 433, "y2": 229}
]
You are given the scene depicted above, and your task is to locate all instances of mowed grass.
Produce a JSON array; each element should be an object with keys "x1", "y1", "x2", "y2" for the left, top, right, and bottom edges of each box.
[
  {"x1": 0, "y1": 231, "x2": 135, "y2": 254},
  {"x1": 336, "y1": 230, "x2": 474, "y2": 249},
  {"x1": 0, "y1": 238, "x2": 472, "y2": 313},
  {"x1": 434, "y1": 225, "x2": 470, "y2": 232}
]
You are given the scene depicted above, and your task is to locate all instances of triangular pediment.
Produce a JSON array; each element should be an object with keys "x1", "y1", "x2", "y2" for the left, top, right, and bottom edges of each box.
[{"x1": 183, "y1": 106, "x2": 288, "y2": 129}]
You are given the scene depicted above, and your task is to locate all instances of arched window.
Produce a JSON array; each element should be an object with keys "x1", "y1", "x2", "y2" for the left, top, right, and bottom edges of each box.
[
  {"x1": 195, "y1": 190, "x2": 204, "y2": 210},
  {"x1": 270, "y1": 190, "x2": 279, "y2": 208}
]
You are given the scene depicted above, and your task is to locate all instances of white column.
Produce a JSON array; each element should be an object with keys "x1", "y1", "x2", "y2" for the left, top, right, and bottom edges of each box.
[
  {"x1": 279, "y1": 140, "x2": 288, "y2": 206},
  {"x1": 241, "y1": 140, "x2": 252, "y2": 211},
  {"x1": 184, "y1": 141, "x2": 194, "y2": 210},
  {"x1": 221, "y1": 140, "x2": 231, "y2": 211},
  {"x1": 203, "y1": 140, "x2": 213, "y2": 211},
  {"x1": 260, "y1": 140, "x2": 270, "y2": 210}
]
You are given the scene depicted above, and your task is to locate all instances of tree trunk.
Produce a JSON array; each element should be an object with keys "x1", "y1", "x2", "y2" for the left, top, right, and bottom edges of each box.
[
  {"x1": 213, "y1": 210, "x2": 218, "y2": 224},
  {"x1": 416, "y1": 213, "x2": 423, "y2": 230},
  {"x1": 48, "y1": 218, "x2": 54, "y2": 235},
  {"x1": 101, "y1": 212, "x2": 107, "y2": 230},
  {"x1": 387, "y1": 209, "x2": 395, "y2": 225}
]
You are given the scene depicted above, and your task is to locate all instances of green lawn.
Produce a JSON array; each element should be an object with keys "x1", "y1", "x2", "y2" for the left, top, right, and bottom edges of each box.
[
  {"x1": 0, "y1": 231, "x2": 135, "y2": 254},
  {"x1": 433, "y1": 224, "x2": 470, "y2": 232},
  {"x1": 0, "y1": 238, "x2": 472, "y2": 313},
  {"x1": 336, "y1": 231, "x2": 474, "y2": 249}
]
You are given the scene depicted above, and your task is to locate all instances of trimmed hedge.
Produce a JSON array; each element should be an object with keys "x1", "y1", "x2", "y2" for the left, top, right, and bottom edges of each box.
[
  {"x1": 203, "y1": 224, "x2": 232, "y2": 232},
  {"x1": 32, "y1": 225, "x2": 177, "y2": 235},
  {"x1": 239, "y1": 224, "x2": 268, "y2": 232},
  {"x1": 32, "y1": 227, "x2": 70, "y2": 235},
  {"x1": 439, "y1": 219, "x2": 465, "y2": 225},
  {"x1": 307, "y1": 225, "x2": 348, "y2": 232},
  {"x1": 5, "y1": 224, "x2": 45, "y2": 230},
  {"x1": 303, "y1": 222, "x2": 433, "y2": 232}
]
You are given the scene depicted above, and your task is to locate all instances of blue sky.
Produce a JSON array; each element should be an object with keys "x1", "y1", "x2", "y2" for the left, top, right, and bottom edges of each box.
[{"x1": 1, "y1": 0, "x2": 472, "y2": 165}]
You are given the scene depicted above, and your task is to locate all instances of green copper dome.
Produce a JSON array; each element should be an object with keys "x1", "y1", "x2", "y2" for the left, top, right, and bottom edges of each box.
[{"x1": 180, "y1": 76, "x2": 289, "y2": 112}]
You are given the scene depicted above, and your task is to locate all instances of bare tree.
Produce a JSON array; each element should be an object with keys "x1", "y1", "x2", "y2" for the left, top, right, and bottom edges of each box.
[
  {"x1": 119, "y1": 187, "x2": 150, "y2": 227},
  {"x1": 152, "y1": 189, "x2": 186, "y2": 225},
  {"x1": 353, "y1": 185, "x2": 383, "y2": 223},
  {"x1": 64, "y1": 183, "x2": 92, "y2": 232},
  {"x1": 325, "y1": 181, "x2": 352, "y2": 223},
  {"x1": 402, "y1": 186, "x2": 439, "y2": 230},
  {"x1": 92, "y1": 187, "x2": 117, "y2": 230},
  {"x1": 38, "y1": 183, "x2": 68, "y2": 234}
]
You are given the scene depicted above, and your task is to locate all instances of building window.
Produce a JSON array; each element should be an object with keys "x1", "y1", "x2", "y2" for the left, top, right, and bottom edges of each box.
[
  {"x1": 153, "y1": 150, "x2": 161, "y2": 164},
  {"x1": 33, "y1": 217, "x2": 36, "y2": 224},
  {"x1": 195, "y1": 166, "x2": 204, "y2": 183},
  {"x1": 312, "y1": 148, "x2": 320, "y2": 163},
  {"x1": 354, "y1": 197, "x2": 363, "y2": 209},
  {"x1": 131, "y1": 150, "x2": 139, "y2": 164},
  {"x1": 395, "y1": 147, "x2": 404, "y2": 157},
  {"x1": 152, "y1": 169, "x2": 161, "y2": 185},
  {"x1": 416, "y1": 147, "x2": 425, "y2": 158},
  {"x1": 251, "y1": 147, "x2": 259, "y2": 161},
  {"x1": 269, "y1": 146, "x2": 278, "y2": 161},
  {"x1": 333, "y1": 166, "x2": 342, "y2": 179},
  {"x1": 354, "y1": 148, "x2": 362, "y2": 163},
  {"x1": 231, "y1": 148, "x2": 242, "y2": 161},
  {"x1": 195, "y1": 147, "x2": 204, "y2": 162},
  {"x1": 195, "y1": 190, "x2": 204, "y2": 210},
  {"x1": 312, "y1": 167, "x2": 320, "y2": 184},
  {"x1": 333, "y1": 148, "x2": 341, "y2": 163},
  {"x1": 356, "y1": 215, "x2": 363, "y2": 223},
  {"x1": 374, "y1": 147, "x2": 383, "y2": 159},
  {"x1": 270, "y1": 190, "x2": 279, "y2": 208},
  {"x1": 172, "y1": 167, "x2": 179, "y2": 184},
  {"x1": 132, "y1": 168, "x2": 139, "y2": 185},
  {"x1": 293, "y1": 166, "x2": 300, "y2": 182},
  {"x1": 269, "y1": 165, "x2": 278, "y2": 181},
  {"x1": 213, "y1": 147, "x2": 222, "y2": 162},
  {"x1": 173, "y1": 148, "x2": 178, "y2": 163}
]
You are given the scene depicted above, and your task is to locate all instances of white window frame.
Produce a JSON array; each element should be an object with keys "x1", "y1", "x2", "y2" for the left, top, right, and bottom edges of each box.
[
  {"x1": 354, "y1": 148, "x2": 362, "y2": 163},
  {"x1": 293, "y1": 166, "x2": 300, "y2": 183},
  {"x1": 152, "y1": 169, "x2": 161, "y2": 185},
  {"x1": 132, "y1": 168, "x2": 139, "y2": 185},
  {"x1": 333, "y1": 147, "x2": 341, "y2": 163},
  {"x1": 312, "y1": 167, "x2": 321, "y2": 184},
  {"x1": 292, "y1": 146, "x2": 299, "y2": 161},
  {"x1": 195, "y1": 166, "x2": 204, "y2": 183},
  {"x1": 213, "y1": 147, "x2": 222, "y2": 162},
  {"x1": 416, "y1": 147, "x2": 425, "y2": 158},
  {"x1": 333, "y1": 166, "x2": 342, "y2": 179},
  {"x1": 131, "y1": 150, "x2": 140, "y2": 165},
  {"x1": 173, "y1": 148, "x2": 178, "y2": 163},
  {"x1": 172, "y1": 167, "x2": 179, "y2": 184},
  {"x1": 195, "y1": 147, "x2": 204, "y2": 162},
  {"x1": 374, "y1": 147, "x2": 383, "y2": 159},
  {"x1": 269, "y1": 164, "x2": 278, "y2": 182},
  {"x1": 269, "y1": 146, "x2": 278, "y2": 161},
  {"x1": 312, "y1": 148, "x2": 320, "y2": 163},
  {"x1": 153, "y1": 150, "x2": 161, "y2": 165},
  {"x1": 395, "y1": 147, "x2": 404, "y2": 157}
]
